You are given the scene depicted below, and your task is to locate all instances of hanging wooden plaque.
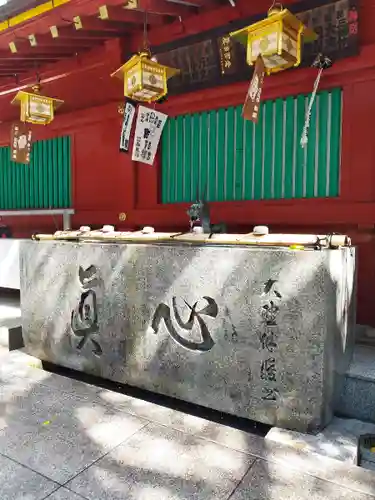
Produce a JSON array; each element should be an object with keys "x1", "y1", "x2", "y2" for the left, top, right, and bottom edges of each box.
[
  {"x1": 242, "y1": 56, "x2": 265, "y2": 123},
  {"x1": 10, "y1": 122, "x2": 32, "y2": 164}
]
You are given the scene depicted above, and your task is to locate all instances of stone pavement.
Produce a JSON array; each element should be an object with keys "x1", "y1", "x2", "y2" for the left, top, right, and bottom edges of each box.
[{"x1": 2, "y1": 347, "x2": 375, "y2": 499}]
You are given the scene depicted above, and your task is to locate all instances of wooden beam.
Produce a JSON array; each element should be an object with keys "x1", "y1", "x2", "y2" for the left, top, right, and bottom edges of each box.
[
  {"x1": 50, "y1": 24, "x2": 125, "y2": 39},
  {"x1": 28, "y1": 34, "x2": 102, "y2": 50},
  {"x1": 9, "y1": 39, "x2": 87, "y2": 56},
  {"x1": 0, "y1": 53, "x2": 73, "y2": 61},
  {"x1": 0, "y1": 71, "x2": 29, "y2": 76},
  {"x1": 166, "y1": 0, "x2": 205, "y2": 5},
  {"x1": 98, "y1": 5, "x2": 166, "y2": 25},
  {"x1": 73, "y1": 15, "x2": 135, "y2": 32},
  {"x1": 28, "y1": 33, "x2": 102, "y2": 48},
  {"x1": 135, "y1": 0, "x2": 197, "y2": 17}
]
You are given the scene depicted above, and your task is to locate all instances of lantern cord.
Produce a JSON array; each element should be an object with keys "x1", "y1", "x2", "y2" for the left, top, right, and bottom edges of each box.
[
  {"x1": 300, "y1": 67, "x2": 323, "y2": 149},
  {"x1": 143, "y1": 9, "x2": 149, "y2": 53}
]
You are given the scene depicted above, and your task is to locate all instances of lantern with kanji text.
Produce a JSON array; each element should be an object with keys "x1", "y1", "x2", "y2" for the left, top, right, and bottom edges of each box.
[
  {"x1": 11, "y1": 85, "x2": 64, "y2": 125},
  {"x1": 230, "y1": 4, "x2": 317, "y2": 75},
  {"x1": 111, "y1": 51, "x2": 180, "y2": 104}
]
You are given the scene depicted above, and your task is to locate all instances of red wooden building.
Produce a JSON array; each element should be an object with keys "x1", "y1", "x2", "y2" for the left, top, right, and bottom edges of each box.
[{"x1": 0, "y1": 0, "x2": 373, "y2": 326}]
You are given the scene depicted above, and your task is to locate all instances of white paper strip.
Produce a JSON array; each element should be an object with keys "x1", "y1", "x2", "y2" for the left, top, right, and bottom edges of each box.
[{"x1": 132, "y1": 105, "x2": 168, "y2": 165}]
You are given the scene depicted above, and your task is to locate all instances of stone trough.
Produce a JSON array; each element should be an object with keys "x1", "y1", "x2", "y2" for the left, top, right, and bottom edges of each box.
[{"x1": 20, "y1": 237, "x2": 356, "y2": 432}]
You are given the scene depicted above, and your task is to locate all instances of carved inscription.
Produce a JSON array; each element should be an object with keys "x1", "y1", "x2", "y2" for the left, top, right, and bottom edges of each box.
[
  {"x1": 150, "y1": 296, "x2": 218, "y2": 352},
  {"x1": 71, "y1": 265, "x2": 102, "y2": 357},
  {"x1": 259, "y1": 279, "x2": 282, "y2": 401}
]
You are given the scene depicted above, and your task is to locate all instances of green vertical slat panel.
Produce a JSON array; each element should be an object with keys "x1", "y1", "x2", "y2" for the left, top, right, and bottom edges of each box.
[
  {"x1": 0, "y1": 137, "x2": 71, "y2": 209},
  {"x1": 329, "y1": 89, "x2": 341, "y2": 197},
  {"x1": 216, "y1": 109, "x2": 226, "y2": 201},
  {"x1": 160, "y1": 88, "x2": 342, "y2": 203},
  {"x1": 18, "y1": 161, "x2": 24, "y2": 208},
  {"x1": 161, "y1": 121, "x2": 170, "y2": 203},
  {"x1": 28, "y1": 141, "x2": 34, "y2": 208},
  {"x1": 234, "y1": 106, "x2": 244, "y2": 200},
  {"x1": 35, "y1": 141, "x2": 42, "y2": 208},
  {"x1": 24, "y1": 148, "x2": 30, "y2": 209},
  {"x1": 66, "y1": 136, "x2": 72, "y2": 206},
  {"x1": 191, "y1": 114, "x2": 200, "y2": 200},
  {"x1": 263, "y1": 101, "x2": 274, "y2": 200},
  {"x1": 41, "y1": 140, "x2": 46, "y2": 208},
  {"x1": 305, "y1": 92, "x2": 317, "y2": 199},
  {"x1": 0, "y1": 149, "x2": 5, "y2": 208},
  {"x1": 243, "y1": 115, "x2": 254, "y2": 200},
  {"x1": 0, "y1": 150, "x2": 3, "y2": 208},
  {"x1": 3, "y1": 149, "x2": 7, "y2": 207},
  {"x1": 52, "y1": 135, "x2": 58, "y2": 207},
  {"x1": 169, "y1": 118, "x2": 177, "y2": 203},
  {"x1": 175, "y1": 116, "x2": 184, "y2": 203},
  {"x1": 5, "y1": 149, "x2": 10, "y2": 209},
  {"x1": 11, "y1": 156, "x2": 17, "y2": 208},
  {"x1": 273, "y1": 98, "x2": 284, "y2": 199},
  {"x1": 295, "y1": 94, "x2": 306, "y2": 198},
  {"x1": 199, "y1": 112, "x2": 209, "y2": 198},
  {"x1": 1, "y1": 148, "x2": 10, "y2": 210},
  {"x1": 183, "y1": 116, "x2": 192, "y2": 202},
  {"x1": 253, "y1": 104, "x2": 264, "y2": 200},
  {"x1": 48, "y1": 139, "x2": 54, "y2": 207},
  {"x1": 46, "y1": 139, "x2": 51, "y2": 207},
  {"x1": 60, "y1": 138, "x2": 66, "y2": 207},
  {"x1": 283, "y1": 96, "x2": 295, "y2": 199},
  {"x1": 0, "y1": 150, "x2": 4, "y2": 208},
  {"x1": 207, "y1": 110, "x2": 217, "y2": 202},
  {"x1": 29, "y1": 143, "x2": 38, "y2": 208},
  {"x1": 20, "y1": 160, "x2": 26, "y2": 208},
  {"x1": 317, "y1": 91, "x2": 329, "y2": 197},
  {"x1": 40, "y1": 140, "x2": 46, "y2": 208},
  {"x1": 57, "y1": 137, "x2": 63, "y2": 207},
  {"x1": 225, "y1": 107, "x2": 235, "y2": 201},
  {"x1": 10, "y1": 154, "x2": 17, "y2": 209}
]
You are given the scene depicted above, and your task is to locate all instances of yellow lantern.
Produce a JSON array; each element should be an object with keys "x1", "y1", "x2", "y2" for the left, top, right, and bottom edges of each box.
[
  {"x1": 111, "y1": 51, "x2": 180, "y2": 104},
  {"x1": 230, "y1": 4, "x2": 317, "y2": 74},
  {"x1": 11, "y1": 86, "x2": 64, "y2": 125}
]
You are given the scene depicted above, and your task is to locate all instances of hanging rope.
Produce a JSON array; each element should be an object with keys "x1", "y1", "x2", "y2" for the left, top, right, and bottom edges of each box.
[{"x1": 300, "y1": 67, "x2": 323, "y2": 148}]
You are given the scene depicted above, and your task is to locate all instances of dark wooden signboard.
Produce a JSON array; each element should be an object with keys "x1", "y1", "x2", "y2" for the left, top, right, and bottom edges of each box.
[{"x1": 152, "y1": 0, "x2": 358, "y2": 96}]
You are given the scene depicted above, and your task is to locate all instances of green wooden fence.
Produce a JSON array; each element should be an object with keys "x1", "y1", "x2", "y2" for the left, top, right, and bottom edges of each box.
[
  {"x1": 161, "y1": 88, "x2": 342, "y2": 203},
  {"x1": 0, "y1": 135, "x2": 71, "y2": 209}
]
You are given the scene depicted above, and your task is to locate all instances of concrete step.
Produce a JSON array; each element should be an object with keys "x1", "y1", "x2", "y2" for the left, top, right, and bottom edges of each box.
[
  {"x1": 337, "y1": 345, "x2": 375, "y2": 423},
  {"x1": 0, "y1": 292, "x2": 22, "y2": 351},
  {"x1": 266, "y1": 417, "x2": 375, "y2": 471}
]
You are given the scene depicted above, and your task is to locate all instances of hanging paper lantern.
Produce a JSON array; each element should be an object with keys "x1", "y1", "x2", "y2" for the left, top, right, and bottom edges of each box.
[
  {"x1": 11, "y1": 85, "x2": 64, "y2": 125},
  {"x1": 111, "y1": 51, "x2": 180, "y2": 104},
  {"x1": 230, "y1": 4, "x2": 317, "y2": 75}
]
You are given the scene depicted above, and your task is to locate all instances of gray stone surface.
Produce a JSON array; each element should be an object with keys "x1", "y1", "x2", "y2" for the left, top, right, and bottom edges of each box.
[
  {"x1": 20, "y1": 241, "x2": 356, "y2": 432},
  {"x1": 0, "y1": 453, "x2": 58, "y2": 499},
  {"x1": 1, "y1": 346, "x2": 375, "y2": 500},
  {"x1": 266, "y1": 418, "x2": 375, "y2": 465},
  {"x1": 337, "y1": 346, "x2": 375, "y2": 422},
  {"x1": 66, "y1": 422, "x2": 254, "y2": 500},
  {"x1": 0, "y1": 387, "x2": 147, "y2": 484},
  {"x1": 230, "y1": 459, "x2": 375, "y2": 500},
  {"x1": 346, "y1": 346, "x2": 375, "y2": 381},
  {"x1": 262, "y1": 435, "x2": 375, "y2": 497},
  {"x1": 45, "y1": 488, "x2": 88, "y2": 500}
]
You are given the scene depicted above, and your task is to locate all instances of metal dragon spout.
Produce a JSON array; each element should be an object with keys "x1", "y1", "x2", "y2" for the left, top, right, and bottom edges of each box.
[{"x1": 187, "y1": 185, "x2": 226, "y2": 237}]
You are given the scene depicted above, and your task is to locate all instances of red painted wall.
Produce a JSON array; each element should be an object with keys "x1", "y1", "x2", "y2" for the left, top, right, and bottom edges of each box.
[{"x1": 1, "y1": 0, "x2": 375, "y2": 326}]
